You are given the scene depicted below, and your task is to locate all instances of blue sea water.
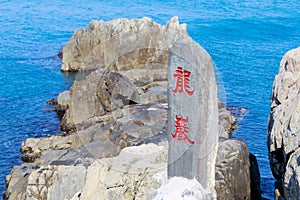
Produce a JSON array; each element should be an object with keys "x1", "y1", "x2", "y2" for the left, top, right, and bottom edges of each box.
[{"x1": 1, "y1": 0, "x2": 300, "y2": 199}]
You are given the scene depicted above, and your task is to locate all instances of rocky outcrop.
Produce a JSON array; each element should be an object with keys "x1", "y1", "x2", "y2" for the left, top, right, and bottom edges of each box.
[
  {"x1": 6, "y1": 143, "x2": 167, "y2": 200},
  {"x1": 5, "y1": 17, "x2": 259, "y2": 200},
  {"x1": 268, "y1": 46, "x2": 300, "y2": 198},
  {"x1": 218, "y1": 101, "x2": 237, "y2": 138},
  {"x1": 60, "y1": 17, "x2": 190, "y2": 132},
  {"x1": 61, "y1": 16, "x2": 190, "y2": 72},
  {"x1": 6, "y1": 138, "x2": 256, "y2": 200},
  {"x1": 284, "y1": 148, "x2": 300, "y2": 199}
]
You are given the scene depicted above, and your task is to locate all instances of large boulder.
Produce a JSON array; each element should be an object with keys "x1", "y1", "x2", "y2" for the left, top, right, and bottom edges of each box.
[
  {"x1": 215, "y1": 138, "x2": 251, "y2": 200},
  {"x1": 268, "y1": 46, "x2": 300, "y2": 197}
]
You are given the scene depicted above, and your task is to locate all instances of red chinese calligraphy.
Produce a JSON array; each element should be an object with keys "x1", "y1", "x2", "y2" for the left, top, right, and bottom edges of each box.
[
  {"x1": 172, "y1": 67, "x2": 195, "y2": 96},
  {"x1": 171, "y1": 115, "x2": 194, "y2": 145}
]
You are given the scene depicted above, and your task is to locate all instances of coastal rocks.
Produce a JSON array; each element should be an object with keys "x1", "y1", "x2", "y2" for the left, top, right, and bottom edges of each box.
[
  {"x1": 27, "y1": 165, "x2": 86, "y2": 200},
  {"x1": 62, "y1": 69, "x2": 140, "y2": 132},
  {"x1": 4, "y1": 165, "x2": 29, "y2": 200},
  {"x1": 268, "y1": 46, "x2": 300, "y2": 197},
  {"x1": 218, "y1": 101, "x2": 237, "y2": 138},
  {"x1": 61, "y1": 16, "x2": 190, "y2": 72},
  {"x1": 7, "y1": 139, "x2": 257, "y2": 200},
  {"x1": 215, "y1": 138, "x2": 251, "y2": 200},
  {"x1": 5, "y1": 16, "x2": 260, "y2": 200},
  {"x1": 8, "y1": 143, "x2": 167, "y2": 200},
  {"x1": 76, "y1": 143, "x2": 167, "y2": 200},
  {"x1": 60, "y1": 17, "x2": 193, "y2": 132},
  {"x1": 284, "y1": 148, "x2": 300, "y2": 199},
  {"x1": 20, "y1": 101, "x2": 168, "y2": 165}
]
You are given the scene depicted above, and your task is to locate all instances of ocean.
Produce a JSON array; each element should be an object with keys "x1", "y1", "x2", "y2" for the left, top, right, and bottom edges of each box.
[{"x1": 1, "y1": 0, "x2": 300, "y2": 199}]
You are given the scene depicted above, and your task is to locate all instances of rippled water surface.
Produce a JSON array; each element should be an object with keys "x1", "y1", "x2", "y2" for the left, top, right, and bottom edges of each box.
[{"x1": 1, "y1": 0, "x2": 300, "y2": 199}]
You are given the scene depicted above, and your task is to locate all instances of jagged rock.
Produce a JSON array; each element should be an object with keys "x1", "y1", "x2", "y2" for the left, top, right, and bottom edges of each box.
[
  {"x1": 46, "y1": 98, "x2": 57, "y2": 105},
  {"x1": 20, "y1": 102, "x2": 168, "y2": 164},
  {"x1": 62, "y1": 69, "x2": 140, "y2": 132},
  {"x1": 6, "y1": 138, "x2": 256, "y2": 200},
  {"x1": 4, "y1": 165, "x2": 31, "y2": 200},
  {"x1": 215, "y1": 138, "x2": 251, "y2": 200},
  {"x1": 61, "y1": 16, "x2": 190, "y2": 72},
  {"x1": 60, "y1": 17, "x2": 192, "y2": 132},
  {"x1": 7, "y1": 142, "x2": 166, "y2": 200},
  {"x1": 71, "y1": 143, "x2": 167, "y2": 200},
  {"x1": 26, "y1": 165, "x2": 86, "y2": 200},
  {"x1": 57, "y1": 91, "x2": 70, "y2": 108},
  {"x1": 284, "y1": 148, "x2": 300, "y2": 200},
  {"x1": 267, "y1": 46, "x2": 300, "y2": 197},
  {"x1": 218, "y1": 101, "x2": 237, "y2": 138}
]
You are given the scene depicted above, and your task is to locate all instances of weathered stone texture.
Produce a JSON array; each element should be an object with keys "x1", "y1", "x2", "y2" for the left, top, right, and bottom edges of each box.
[
  {"x1": 61, "y1": 16, "x2": 191, "y2": 72},
  {"x1": 284, "y1": 148, "x2": 300, "y2": 200},
  {"x1": 268, "y1": 46, "x2": 300, "y2": 198},
  {"x1": 215, "y1": 138, "x2": 251, "y2": 200},
  {"x1": 167, "y1": 40, "x2": 218, "y2": 197},
  {"x1": 4, "y1": 16, "x2": 258, "y2": 200}
]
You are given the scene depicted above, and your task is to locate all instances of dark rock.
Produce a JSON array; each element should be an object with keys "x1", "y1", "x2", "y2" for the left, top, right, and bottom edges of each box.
[
  {"x1": 21, "y1": 152, "x2": 41, "y2": 163},
  {"x1": 46, "y1": 98, "x2": 57, "y2": 105},
  {"x1": 250, "y1": 153, "x2": 262, "y2": 200}
]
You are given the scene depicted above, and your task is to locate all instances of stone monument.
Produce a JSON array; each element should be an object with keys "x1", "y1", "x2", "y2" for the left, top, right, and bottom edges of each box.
[{"x1": 167, "y1": 40, "x2": 219, "y2": 196}]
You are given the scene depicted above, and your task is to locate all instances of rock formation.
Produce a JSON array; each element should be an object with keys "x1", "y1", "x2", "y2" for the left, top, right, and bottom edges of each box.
[
  {"x1": 5, "y1": 17, "x2": 260, "y2": 200},
  {"x1": 61, "y1": 16, "x2": 190, "y2": 72},
  {"x1": 268, "y1": 46, "x2": 300, "y2": 199},
  {"x1": 215, "y1": 138, "x2": 251, "y2": 200}
]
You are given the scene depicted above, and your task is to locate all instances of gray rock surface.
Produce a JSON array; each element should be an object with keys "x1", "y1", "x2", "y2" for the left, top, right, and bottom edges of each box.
[
  {"x1": 7, "y1": 143, "x2": 167, "y2": 200},
  {"x1": 60, "y1": 17, "x2": 193, "y2": 133},
  {"x1": 76, "y1": 143, "x2": 167, "y2": 200},
  {"x1": 5, "y1": 16, "x2": 259, "y2": 200},
  {"x1": 167, "y1": 40, "x2": 218, "y2": 197},
  {"x1": 61, "y1": 16, "x2": 191, "y2": 72},
  {"x1": 284, "y1": 148, "x2": 300, "y2": 200},
  {"x1": 62, "y1": 69, "x2": 140, "y2": 132},
  {"x1": 215, "y1": 138, "x2": 251, "y2": 200},
  {"x1": 268, "y1": 46, "x2": 300, "y2": 198}
]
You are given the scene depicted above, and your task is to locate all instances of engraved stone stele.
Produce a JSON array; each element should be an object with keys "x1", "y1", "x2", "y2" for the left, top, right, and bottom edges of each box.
[{"x1": 167, "y1": 40, "x2": 219, "y2": 197}]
